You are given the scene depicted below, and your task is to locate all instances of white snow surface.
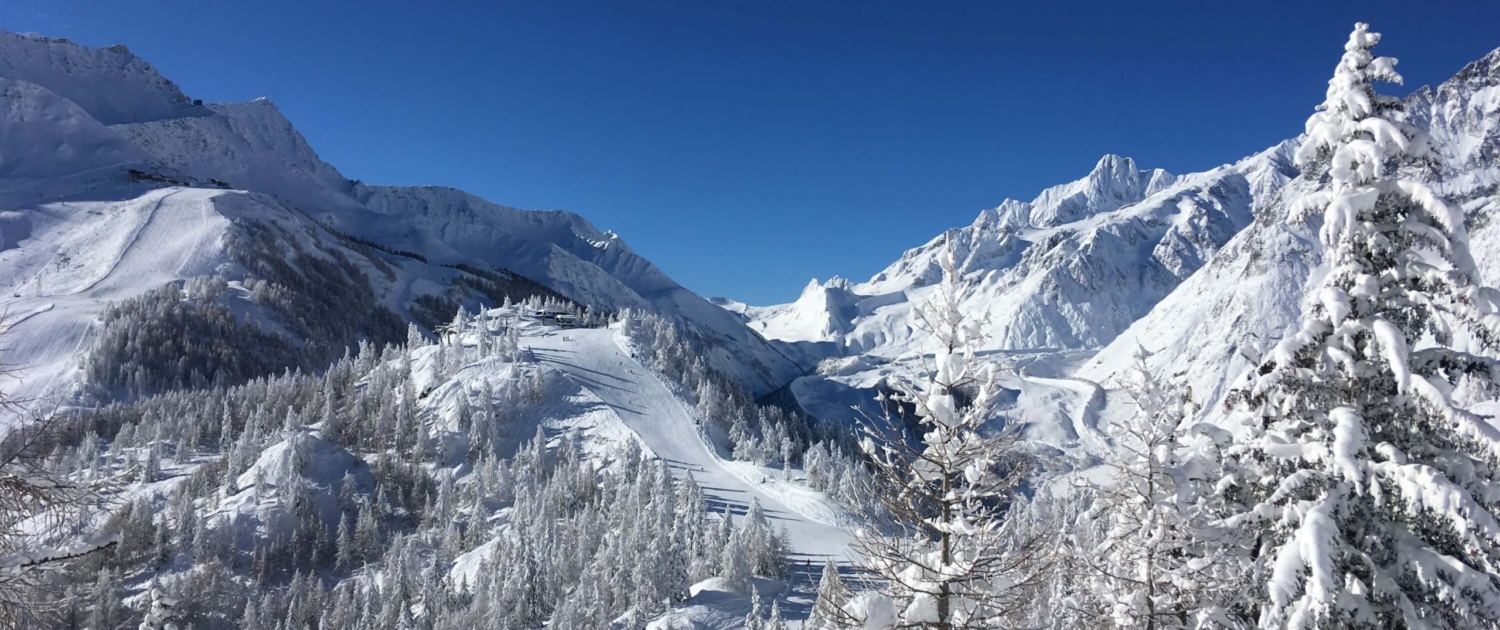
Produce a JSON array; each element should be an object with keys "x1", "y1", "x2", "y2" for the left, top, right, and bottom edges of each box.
[{"x1": 525, "y1": 325, "x2": 855, "y2": 556}]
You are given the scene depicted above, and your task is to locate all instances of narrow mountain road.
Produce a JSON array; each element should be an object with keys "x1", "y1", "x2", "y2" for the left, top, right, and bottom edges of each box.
[{"x1": 523, "y1": 327, "x2": 855, "y2": 563}]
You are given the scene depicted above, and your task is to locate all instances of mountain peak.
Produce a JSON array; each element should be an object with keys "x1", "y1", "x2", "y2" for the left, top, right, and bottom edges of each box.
[
  {"x1": 0, "y1": 29, "x2": 199, "y2": 125},
  {"x1": 1091, "y1": 154, "x2": 1138, "y2": 177},
  {"x1": 1026, "y1": 154, "x2": 1168, "y2": 226}
]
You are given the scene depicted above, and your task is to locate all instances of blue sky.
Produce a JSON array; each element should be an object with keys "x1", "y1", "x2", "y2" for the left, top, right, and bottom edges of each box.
[{"x1": 7, "y1": 1, "x2": 1499, "y2": 304}]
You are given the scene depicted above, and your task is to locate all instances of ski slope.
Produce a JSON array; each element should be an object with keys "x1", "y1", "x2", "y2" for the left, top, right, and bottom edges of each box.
[
  {"x1": 522, "y1": 326, "x2": 855, "y2": 562},
  {"x1": 0, "y1": 185, "x2": 233, "y2": 406}
]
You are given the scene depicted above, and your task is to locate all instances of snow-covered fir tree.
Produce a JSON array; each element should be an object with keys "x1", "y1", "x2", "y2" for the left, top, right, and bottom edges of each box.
[
  {"x1": 844, "y1": 238, "x2": 1047, "y2": 629},
  {"x1": 0, "y1": 405, "x2": 112, "y2": 627},
  {"x1": 137, "y1": 583, "x2": 181, "y2": 630},
  {"x1": 1222, "y1": 22, "x2": 1500, "y2": 629},
  {"x1": 809, "y1": 558, "x2": 853, "y2": 630}
]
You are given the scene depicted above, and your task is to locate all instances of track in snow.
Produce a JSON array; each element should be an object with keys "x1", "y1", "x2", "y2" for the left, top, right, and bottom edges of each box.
[
  {"x1": 0, "y1": 186, "x2": 231, "y2": 408},
  {"x1": 522, "y1": 327, "x2": 855, "y2": 564}
]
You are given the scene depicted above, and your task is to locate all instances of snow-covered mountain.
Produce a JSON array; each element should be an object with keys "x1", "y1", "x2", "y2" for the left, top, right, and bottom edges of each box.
[
  {"x1": 0, "y1": 31, "x2": 797, "y2": 403},
  {"x1": 1080, "y1": 47, "x2": 1500, "y2": 414},
  {"x1": 731, "y1": 151, "x2": 1294, "y2": 360},
  {"x1": 731, "y1": 47, "x2": 1500, "y2": 447}
]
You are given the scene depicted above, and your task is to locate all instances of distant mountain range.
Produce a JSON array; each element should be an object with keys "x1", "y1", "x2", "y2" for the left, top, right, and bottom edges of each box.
[{"x1": 728, "y1": 47, "x2": 1500, "y2": 420}]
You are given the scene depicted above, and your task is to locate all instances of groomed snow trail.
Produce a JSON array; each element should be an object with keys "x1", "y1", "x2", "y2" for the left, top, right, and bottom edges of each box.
[
  {"x1": 0, "y1": 186, "x2": 231, "y2": 407},
  {"x1": 523, "y1": 327, "x2": 855, "y2": 563}
]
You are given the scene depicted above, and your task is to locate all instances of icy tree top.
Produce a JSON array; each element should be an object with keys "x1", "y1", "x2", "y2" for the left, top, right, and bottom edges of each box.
[{"x1": 1294, "y1": 23, "x2": 1420, "y2": 193}]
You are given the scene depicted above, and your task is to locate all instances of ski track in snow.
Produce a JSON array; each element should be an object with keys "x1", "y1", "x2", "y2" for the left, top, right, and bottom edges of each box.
[
  {"x1": 1022, "y1": 374, "x2": 1110, "y2": 457},
  {"x1": 523, "y1": 327, "x2": 856, "y2": 563},
  {"x1": 0, "y1": 186, "x2": 230, "y2": 409}
]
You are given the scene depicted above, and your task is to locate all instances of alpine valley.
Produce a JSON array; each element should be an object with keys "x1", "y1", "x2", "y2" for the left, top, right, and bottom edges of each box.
[{"x1": 2, "y1": 23, "x2": 1500, "y2": 630}]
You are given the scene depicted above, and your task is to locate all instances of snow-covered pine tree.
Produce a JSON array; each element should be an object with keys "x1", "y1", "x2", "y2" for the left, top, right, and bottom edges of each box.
[
  {"x1": 1222, "y1": 22, "x2": 1500, "y2": 629},
  {"x1": 722, "y1": 527, "x2": 754, "y2": 595},
  {"x1": 741, "y1": 497, "x2": 788, "y2": 578},
  {"x1": 1065, "y1": 349, "x2": 1248, "y2": 629},
  {"x1": 745, "y1": 585, "x2": 766, "y2": 630},
  {"x1": 138, "y1": 583, "x2": 181, "y2": 630},
  {"x1": 767, "y1": 598, "x2": 787, "y2": 630},
  {"x1": 849, "y1": 237, "x2": 1046, "y2": 629},
  {"x1": 809, "y1": 558, "x2": 853, "y2": 630}
]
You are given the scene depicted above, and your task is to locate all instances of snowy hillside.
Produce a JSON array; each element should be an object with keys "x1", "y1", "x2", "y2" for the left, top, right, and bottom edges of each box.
[
  {"x1": 4, "y1": 18, "x2": 1500, "y2": 630},
  {"x1": 1081, "y1": 46, "x2": 1500, "y2": 414},
  {"x1": 0, "y1": 31, "x2": 202, "y2": 126},
  {"x1": 733, "y1": 151, "x2": 1294, "y2": 360},
  {"x1": 0, "y1": 31, "x2": 796, "y2": 404},
  {"x1": 731, "y1": 48, "x2": 1500, "y2": 433}
]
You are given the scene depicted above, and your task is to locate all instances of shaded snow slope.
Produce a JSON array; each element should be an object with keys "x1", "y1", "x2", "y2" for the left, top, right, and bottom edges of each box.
[
  {"x1": 0, "y1": 77, "x2": 147, "y2": 179},
  {"x1": 0, "y1": 31, "x2": 202, "y2": 125},
  {"x1": 348, "y1": 183, "x2": 801, "y2": 391}
]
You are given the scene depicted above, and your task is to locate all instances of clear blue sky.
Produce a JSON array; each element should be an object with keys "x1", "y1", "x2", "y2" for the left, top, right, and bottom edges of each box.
[{"x1": 6, "y1": 1, "x2": 1499, "y2": 304}]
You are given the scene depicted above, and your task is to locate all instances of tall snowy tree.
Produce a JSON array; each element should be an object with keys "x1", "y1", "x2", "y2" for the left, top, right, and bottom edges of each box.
[
  {"x1": 1222, "y1": 22, "x2": 1500, "y2": 629},
  {"x1": 848, "y1": 237, "x2": 1046, "y2": 629},
  {"x1": 721, "y1": 528, "x2": 754, "y2": 595},
  {"x1": 138, "y1": 583, "x2": 181, "y2": 630}
]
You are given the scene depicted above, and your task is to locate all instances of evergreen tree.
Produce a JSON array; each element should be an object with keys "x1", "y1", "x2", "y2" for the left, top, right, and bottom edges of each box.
[
  {"x1": 810, "y1": 558, "x2": 853, "y2": 629},
  {"x1": 767, "y1": 599, "x2": 788, "y2": 630},
  {"x1": 721, "y1": 529, "x2": 754, "y2": 595},
  {"x1": 137, "y1": 583, "x2": 181, "y2": 630},
  {"x1": 744, "y1": 586, "x2": 766, "y2": 630},
  {"x1": 849, "y1": 238, "x2": 1047, "y2": 629},
  {"x1": 1222, "y1": 22, "x2": 1500, "y2": 629}
]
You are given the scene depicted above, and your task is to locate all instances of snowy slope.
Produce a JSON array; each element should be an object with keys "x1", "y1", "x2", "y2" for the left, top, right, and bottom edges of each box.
[
  {"x1": 524, "y1": 326, "x2": 855, "y2": 551},
  {"x1": 0, "y1": 77, "x2": 147, "y2": 179},
  {"x1": 735, "y1": 151, "x2": 1293, "y2": 360},
  {"x1": 0, "y1": 32, "x2": 203, "y2": 126},
  {"x1": 0, "y1": 29, "x2": 796, "y2": 403},
  {"x1": 0, "y1": 185, "x2": 232, "y2": 405},
  {"x1": 111, "y1": 98, "x2": 357, "y2": 213},
  {"x1": 1080, "y1": 47, "x2": 1500, "y2": 414},
  {"x1": 719, "y1": 277, "x2": 862, "y2": 344}
]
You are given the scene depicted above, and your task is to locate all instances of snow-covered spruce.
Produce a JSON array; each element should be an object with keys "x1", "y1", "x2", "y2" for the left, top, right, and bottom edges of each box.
[
  {"x1": 1221, "y1": 23, "x2": 1500, "y2": 629},
  {"x1": 836, "y1": 238, "x2": 1047, "y2": 629}
]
